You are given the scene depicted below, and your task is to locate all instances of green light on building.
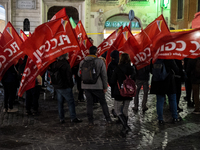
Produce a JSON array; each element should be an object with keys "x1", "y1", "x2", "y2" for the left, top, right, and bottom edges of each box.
[{"x1": 161, "y1": 0, "x2": 169, "y2": 8}]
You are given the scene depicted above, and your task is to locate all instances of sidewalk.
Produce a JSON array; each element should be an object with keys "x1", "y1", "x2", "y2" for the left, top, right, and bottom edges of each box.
[{"x1": 0, "y1": 87, "x2": 199, "y2": 150}]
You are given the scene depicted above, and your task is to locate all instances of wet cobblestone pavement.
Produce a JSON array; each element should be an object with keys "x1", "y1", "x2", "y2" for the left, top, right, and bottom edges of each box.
[{"x1": 0, "y1": 87, "x2": 199, "y2": 150}]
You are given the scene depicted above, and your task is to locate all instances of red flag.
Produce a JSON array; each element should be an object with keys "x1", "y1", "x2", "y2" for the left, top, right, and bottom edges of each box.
[
  {"x1": 69, "y1": 21, "x2": 93, "y2": 67},
  {"x1": 152, "y1": 28, "x2": 200, "y2": 61},
  {"x1": 75, "y1": 21, "x2": 88, "y2": 40},
  {"x1": 143, "y1": 14, "x2": 170, "y2": 41},
  {"x1": 20, "y1": 30, "x2": 28, "y2": 41},
  {"x1": 69, "y1": 37, "x2": 92, "y2": 67},
  {"x1": 192, "y1": 12, "x2": 200, "y2": 29},
  {"x1": 21, "y1": 16, "x2": 80, "y2": 69},
  {"x1": 123, "y1": 36, "x2": 152, "y2": 69},
  {"x1": 131, "y1": 15, "x2": 170, "y2": 66},
  {"x1": 106, "y1": 26, "x2": 132, "y2": 68},
  {"x1": 0, "y1": 22, "x2": 24, "y2": 80},
  {"x1": 97, "y1": 26, "x2": 123, "y2": 57},
  {"x1": 29, "y1": 32, "x2": 32, "y2": 37},
  {"x1": 50, "y1": 8, "x2": 67, "y2": 21},
  {"x1": 18, "y1": 57, "x2": 54, "y2": 97}
]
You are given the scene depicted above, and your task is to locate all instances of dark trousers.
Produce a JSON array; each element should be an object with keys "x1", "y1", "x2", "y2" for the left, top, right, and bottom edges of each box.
[
  {"x1": 185, "y1": 77, "x2": 192, "y2": 103},
  {"x1": 77, "y1": 76, "x2": 84, "y2": 100},
  {"x1": 84, "y1": 89, "x2": 111, "y2": 123},
  {"x1": 192, "y1": 84, "x2": 200, "y2": 111},
  {"x1": 175, "y1": 77, "x2": 182, "y2": 107},
  {"x1": 3, "y1": 82, "x2": 18, "y2": 109},
  {"x1": 26, "y1": 85, "x2": 41, "y2": 111}
]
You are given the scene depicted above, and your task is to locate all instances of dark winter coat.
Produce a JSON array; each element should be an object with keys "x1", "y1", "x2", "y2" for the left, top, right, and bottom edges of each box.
[
  {"x1": 135, "y1": 65, "x2": 150, "y2": 81},
  {"x1": 2, "y1": 65, "x2": 18, "y2": 85},
  {"x1": 110, "y1": 63, "x2": 136, "y2": 101},
  {"x1": 150, "y1": 59, "x2": 179, "y2": 95},
  {"x1": 186, "y1": 58, "x2": 200, "y2": 84},
  {"x1": 49, "y1": 59, "x2": 74, "y2": 89},
  {"x1": 107, "y1": 59, "x2": 119, "y2": 98}
]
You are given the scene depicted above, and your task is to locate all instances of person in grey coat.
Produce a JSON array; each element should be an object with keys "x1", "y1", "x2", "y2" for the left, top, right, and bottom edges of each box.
[{"x1": 78, "y1": 46, "x2": 112, "y2": 127}]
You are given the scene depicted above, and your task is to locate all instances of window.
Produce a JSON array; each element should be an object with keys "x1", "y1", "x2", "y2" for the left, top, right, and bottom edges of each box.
[
  {"x1": 23, "y1": 18, "x2": 30, "y2": 31},
  {"x1": 198, "y1": 0, "x2": 200, "y2": 12},
  {"x1": 177, "y1": 0, "x2": 183, "y2": 19}
]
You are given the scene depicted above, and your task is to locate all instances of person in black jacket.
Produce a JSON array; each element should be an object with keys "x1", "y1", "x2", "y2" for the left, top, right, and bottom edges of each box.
[
  {"x1": 150, "y1": 59, "x2": 180, "y2": 125},
  {"x1": 107, "y1": 50, "x2": 119, "y2": 118},
  {"x1": 2, "y1": 65, "x2": 19, "y2": 113},
  {"x1": 49, "y1": 53, "x2": 82, "y2": 123},
  {"x1": 110, "y1": 53, "x2": 136, "y2": 133},
  {"x1": 186, "y1": 57, "x2": 200, "y2": 114}
]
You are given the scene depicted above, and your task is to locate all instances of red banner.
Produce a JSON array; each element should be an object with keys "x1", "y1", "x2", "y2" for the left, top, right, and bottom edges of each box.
[
  {"x1": 75, "y1": 21, "x2": 88, "y2": 40},
  {"x1": 21, "y1": 16, "x2": 80, "y2": 69},
  {"x1": 50, "y1": 8, "x2": 67, "y2": 21},
  {"x1": 97, "y1": 26, "x2": 123, "y2": 57},
  {"x1": 69, "y1": 38, "x2": 92, "y2": 67},
  {"x1": 130, "y1": 14, "x2": 170, "y2": 67},
  {"x1": 68, "y1": 21, "x2": 93, "y2": 67},
  {"x1": 0, "y1": 22, "x2": 24, "y2": 80},
  {"x1": 18, "y1": 57, "x2": 54, "y2": 97},
  {"x1": 106, "y1": 26, "x2": 132, "y2": 68},
  {"x1": 20, "y1": 29, "x2": 28, "y2": 41},
  {"x1": 152, "y1": 28, "x2": 200, "y2": 61}
]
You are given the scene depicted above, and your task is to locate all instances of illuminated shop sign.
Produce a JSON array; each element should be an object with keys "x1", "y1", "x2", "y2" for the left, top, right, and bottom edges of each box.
[{"x1": 105, "y1": 21, "x2": 140, "y2": 28}]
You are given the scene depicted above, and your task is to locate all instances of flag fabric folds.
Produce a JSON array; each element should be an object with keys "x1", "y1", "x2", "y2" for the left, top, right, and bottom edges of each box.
[
  {"x1": 0, "y1": 22, "x2": 24, "y2": 80},
  {"x1": 97, "y1": 26, "x2": 123, "y2": 57},
  {"x1": 20, "y1": 15, "x2": 80, "y2": 70}
]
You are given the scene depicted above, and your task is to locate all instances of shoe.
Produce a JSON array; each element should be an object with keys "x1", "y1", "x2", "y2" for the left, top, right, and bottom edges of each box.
[
  {"x1": 158, "y1": 120, "x2": 164, "y2": 125},
  {"x1": 192, "y1": 110, "x2": 200, "y2": 114},
  {"x1": 111, "y1": 109, "x2": 117, "y2": 118},
  {"x1": 71, "y1": 118, "x2": 82, "y2": 123},
  {"x1": 3, "y1": 108, "x2": 7, "y2": 113},
  {"x1": 172, "y1": 118, "x2": 181, "y2": 123},
  {"x1": 7, "y1": 108, "x2": 18, "y2": 113},
  {"x1": 142, "y1": 107, "x2": 148, "y2": 112},
  {"x1": 132, "y1": 107, "x2": 138, "y2": 112},
  {"x1": 60, "y1": 120, "x2": 65, "y2": 124}
]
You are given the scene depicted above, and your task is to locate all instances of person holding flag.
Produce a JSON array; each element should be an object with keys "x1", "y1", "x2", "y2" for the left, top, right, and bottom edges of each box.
[{"x1": 2, "y1": 65, "x2": 19, "y2": 113}]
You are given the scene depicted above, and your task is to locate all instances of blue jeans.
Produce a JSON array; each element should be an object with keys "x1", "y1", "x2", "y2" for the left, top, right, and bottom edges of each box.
[
  {"x1": 55, "y1": 88, "x2": 76, "y2": 121},
  {"x1": 156, "y1": 94, "x2": 178, "y2": 121}
]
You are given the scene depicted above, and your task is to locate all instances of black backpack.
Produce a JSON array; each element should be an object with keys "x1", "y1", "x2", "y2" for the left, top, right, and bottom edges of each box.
[
  {"x1": 152, "y1": 59, "x2": 169, "y2": 81},
  {"x1": 50, "y1": 65, "x2": 64, "y2": 89},
  {"x1": 81, "y1": 58, "x2": 100, "y2": 84}
]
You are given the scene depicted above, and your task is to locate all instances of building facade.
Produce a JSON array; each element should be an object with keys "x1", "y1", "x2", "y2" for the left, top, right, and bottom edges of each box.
[
  {"x1": 0, "y1": 0, "x2": 172, "y2": 46},
  {"x1": 170, "y1": 0, "x2": 200, "y2": 30}
]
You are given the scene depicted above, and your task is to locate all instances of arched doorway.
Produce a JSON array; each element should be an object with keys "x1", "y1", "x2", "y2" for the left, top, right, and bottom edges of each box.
[
  {"x1": 0, "y1": 5, "x2": 5, "y2": 32},
  {"x1": 104, "y1": 14, "x2": 141, "y2": 38},
  {"x1": 47, "y1": 6, "x2": 79, "y2": 23}
]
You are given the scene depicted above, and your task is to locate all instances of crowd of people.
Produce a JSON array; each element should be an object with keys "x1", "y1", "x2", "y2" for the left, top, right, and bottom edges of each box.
[{"x1": 1, "y1": 42, "x2": 200, "y2": 134}]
